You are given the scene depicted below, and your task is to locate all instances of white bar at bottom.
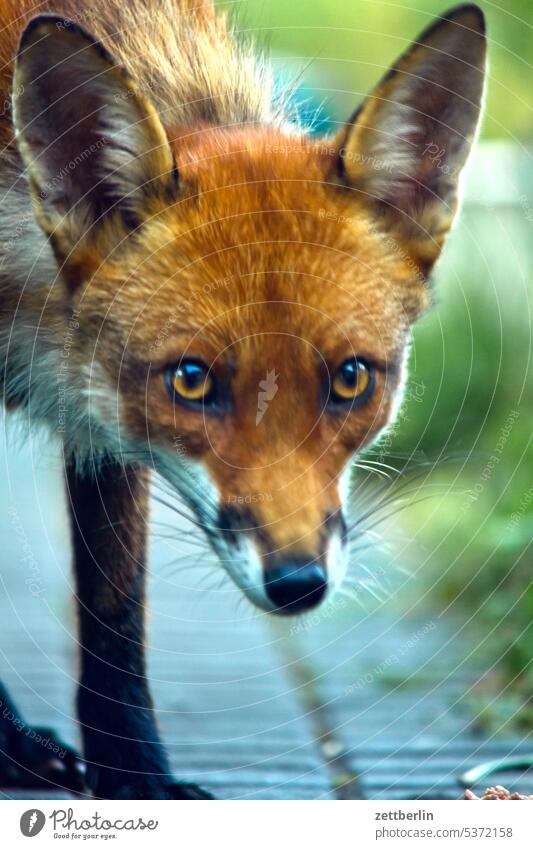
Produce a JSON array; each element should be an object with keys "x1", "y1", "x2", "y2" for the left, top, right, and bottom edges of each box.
[{"x1": 2, "y1": 799, "x2": 531, "y2": 847}]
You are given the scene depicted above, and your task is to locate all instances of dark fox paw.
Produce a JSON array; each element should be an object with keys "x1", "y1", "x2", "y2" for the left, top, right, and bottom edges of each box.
[
  {"x1": 167, "y1": 781, "x2": 214, "y2": 800},
  {"x1": 108, "y1": 780, "x2": 214, "y2": 800},
  {"x1": 89, "y1": 769, "x2": 214, "y2": 799},
  {"x1": 0, "y1": 723, "x2": 85, "y2": 793}
]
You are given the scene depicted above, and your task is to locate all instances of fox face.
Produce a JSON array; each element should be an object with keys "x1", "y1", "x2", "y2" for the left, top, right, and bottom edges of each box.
[{"x1": 11, "y1": 7, "x2": 486, "y2": 613}]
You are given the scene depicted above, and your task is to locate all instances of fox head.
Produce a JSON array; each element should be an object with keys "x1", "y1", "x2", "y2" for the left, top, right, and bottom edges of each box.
[{"x1": 12, "y1": 6, "x2": 486, "y2": 613}]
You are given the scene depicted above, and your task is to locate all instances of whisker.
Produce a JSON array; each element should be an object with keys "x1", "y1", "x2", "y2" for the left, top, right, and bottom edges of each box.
[
  {"x1": 356, "y1": 457, "x2": 406, "y2": 476},
  {"x1": 347, "y1": 481, "x2": 456, "y2": 535},
  {"x1": 151, "y1": 493, "x2": 212, "y2": 532},
  {"x1": 158, "y1": 554, "x2": 216, "y2": 580},
  {"x1": 351, "y1": 491, "x2": 452, "y2": 539},
  {"x1": 353, "y1": 462, "x2": 392, "y2": 481},
  {"x1": 336, "y1": 585, "x2": 368, "y2": 609},
  {"x1": 151, "y1": 529, "x2": 209, "y2": 547}
]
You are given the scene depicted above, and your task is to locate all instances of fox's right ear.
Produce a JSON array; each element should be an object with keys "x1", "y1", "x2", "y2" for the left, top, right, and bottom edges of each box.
[{"x1": 13, "y1": 15, "x2": 176, "y2": 268}]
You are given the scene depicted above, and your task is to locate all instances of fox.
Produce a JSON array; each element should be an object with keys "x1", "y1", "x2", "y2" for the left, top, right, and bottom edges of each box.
[{"x1": 0, "y1": 0, "x2": 486, "y2": 799}]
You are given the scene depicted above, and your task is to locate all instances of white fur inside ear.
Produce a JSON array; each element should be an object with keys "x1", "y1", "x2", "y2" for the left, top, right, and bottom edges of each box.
[{"x1": 94, "y1": 94, "x2": 174, "y2": 203}]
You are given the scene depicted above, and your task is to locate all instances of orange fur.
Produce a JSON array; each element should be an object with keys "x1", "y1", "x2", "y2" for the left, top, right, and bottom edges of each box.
[
  {"x1": 67, "y1": 124, "x2": 417, "y2": 557},
  {"x1": 0, "y1": 2, "x2": 486, "y2": 601}
]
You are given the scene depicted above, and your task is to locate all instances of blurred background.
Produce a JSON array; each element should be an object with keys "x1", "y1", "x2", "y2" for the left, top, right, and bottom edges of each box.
[
  {"x1": 218, "y1": 0, "x2": 533, "y2": 730},
  {"x1": 2, "y1": 0, "x2": 533, "y2": 802}
]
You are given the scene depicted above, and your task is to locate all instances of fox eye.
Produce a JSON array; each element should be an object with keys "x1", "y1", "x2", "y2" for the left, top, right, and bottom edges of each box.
[
  {"x1": 168, "y1": 359, "x2": 214, "y2": 406},
  {"x1": 330, "y1": 358, "x2": 374, "y2": 404}
]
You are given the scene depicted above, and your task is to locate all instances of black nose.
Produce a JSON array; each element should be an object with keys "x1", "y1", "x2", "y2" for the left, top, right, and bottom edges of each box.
[{"x1": 265, "y1": 560, "x2": 327, "y2": 614}]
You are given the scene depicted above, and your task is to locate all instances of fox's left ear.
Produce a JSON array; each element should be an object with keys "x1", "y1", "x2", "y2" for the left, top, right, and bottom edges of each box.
[
  {"x1": 12, "y1": 15, "x2": 176, "y2": 269},
  {"x1": 335, "y1": 4, "x2": 486, "y2": 275}
]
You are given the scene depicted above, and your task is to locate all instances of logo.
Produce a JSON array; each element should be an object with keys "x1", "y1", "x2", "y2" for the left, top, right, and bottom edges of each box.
[
  {"x1": 20, "y1": 809, "x2": 46, "y2": 837},
  {"x1": 256, "y1": 369, "x2": 279, "y2": 425}
]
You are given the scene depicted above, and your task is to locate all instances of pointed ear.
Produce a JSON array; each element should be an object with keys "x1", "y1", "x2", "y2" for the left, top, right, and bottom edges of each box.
[
  {"x1": 335, "y1": 4, "x2": 486, "y2": 275},
  {"x1": 13, "y1": 15, "x2": 177, "y2": 265}
]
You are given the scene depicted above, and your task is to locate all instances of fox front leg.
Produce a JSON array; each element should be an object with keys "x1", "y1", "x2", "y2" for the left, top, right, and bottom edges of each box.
[{"x1": 67, "y1": 460, "x2": 212, "y2": 800}]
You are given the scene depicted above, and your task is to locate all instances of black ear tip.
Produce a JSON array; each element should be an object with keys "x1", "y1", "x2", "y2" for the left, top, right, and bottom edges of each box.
[
  {"x1": 18, "y1": 14, "x2": 89, "y2": 51},
  {"x1": 16, "y1": 14, "x2": 121, "y2": 74},
  {"x1": 441, "y1": 4, "x2": 486, "y2": 35}
]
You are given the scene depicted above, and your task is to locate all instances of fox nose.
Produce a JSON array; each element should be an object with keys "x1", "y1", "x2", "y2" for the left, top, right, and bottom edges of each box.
[{"x1": 265, "y1": 560, "x2": 327, "y2": 614}]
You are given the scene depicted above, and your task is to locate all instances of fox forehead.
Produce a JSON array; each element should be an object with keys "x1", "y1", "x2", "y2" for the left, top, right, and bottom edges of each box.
[{"x1": 90, "y1": 127, "x2": 427, "y2": 364}]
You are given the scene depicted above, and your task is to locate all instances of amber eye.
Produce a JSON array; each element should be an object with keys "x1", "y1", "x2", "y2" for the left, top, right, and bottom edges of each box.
[
  {"x1": 331, "y1": 358, "x2": 374, "y2": 404},
  {"x1": 168, "y1": 359, "x2": 214, "y2": 405}
]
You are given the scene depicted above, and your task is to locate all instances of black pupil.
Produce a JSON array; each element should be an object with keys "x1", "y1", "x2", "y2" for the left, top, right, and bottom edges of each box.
[
  {"x1": 341, "y1": 359, "x2": 359, "y2": 387},
  {"x1": 179, "y1": 362, "x2": 205, "y2": 389}
]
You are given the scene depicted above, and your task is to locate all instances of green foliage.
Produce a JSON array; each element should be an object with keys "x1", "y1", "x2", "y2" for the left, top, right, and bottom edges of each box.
[
  {"x1": 223, "y1": 0, "x2": 533, "y2": 720},
  {"x1": 222, "y1": 0, "x2": 533, "y2": 141},
  {"x1": 380, "y1": 203, "x2": 533, "y2": 723}
]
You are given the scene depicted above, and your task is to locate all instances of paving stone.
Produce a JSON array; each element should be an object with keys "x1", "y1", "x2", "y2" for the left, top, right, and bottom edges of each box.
[{"x1": 1, "y1": 429, "x2": 531, "y2": 800}]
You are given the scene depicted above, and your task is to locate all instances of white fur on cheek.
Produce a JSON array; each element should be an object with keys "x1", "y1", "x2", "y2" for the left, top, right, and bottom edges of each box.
[
  {"x1": 326, "y1": 529, "x2": 347, "y2": 596},
  {"x1": 153, "y1": 449, "x2": 276, "y2": 611}
]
